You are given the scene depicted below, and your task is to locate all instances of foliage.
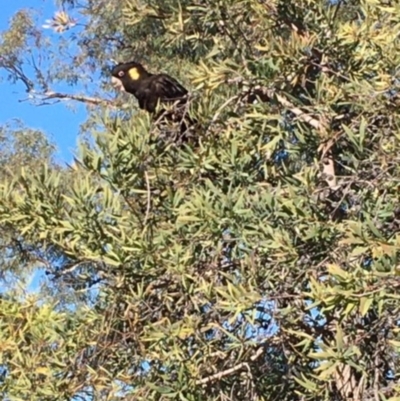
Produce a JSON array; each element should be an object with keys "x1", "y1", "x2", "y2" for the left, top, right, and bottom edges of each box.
[
  {"x1": 1, "y1": 0, "x2": 400, "y2": 400},
  {"x1": 0, "y1": 293, "x2": 121, "y2": 401},
  {"x1": 0, "y1": 121, "x2": 57, "y2": 286}
]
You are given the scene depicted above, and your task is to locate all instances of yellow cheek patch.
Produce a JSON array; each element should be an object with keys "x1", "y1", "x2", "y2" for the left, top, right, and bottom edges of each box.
[{"x1": 128, "y1": 67, "x2": 140, "y2": 80}]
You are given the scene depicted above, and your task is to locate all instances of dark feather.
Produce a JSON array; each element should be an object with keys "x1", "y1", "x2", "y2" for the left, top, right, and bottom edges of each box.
[
  {"x1": 111, "y1": 61, "x2": 196, "y2": 136},
  {"x1": 111, "y1": 61, "x2": 188, "y2": 113}
]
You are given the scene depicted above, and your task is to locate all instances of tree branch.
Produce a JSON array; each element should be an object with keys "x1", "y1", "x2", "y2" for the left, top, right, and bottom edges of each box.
[
  {"x1": 196, "y1": 346, "x2": 264, "y2": 385},
  {"x1": 39, "y1": 91, "x2": 116, "y2": 107},
  {"x1": 227, "y1": 78, "x2": 339, "y2": 189}
]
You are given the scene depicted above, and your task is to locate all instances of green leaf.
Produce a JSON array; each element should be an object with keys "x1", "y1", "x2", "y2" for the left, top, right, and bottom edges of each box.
[{"x1": 359, "y1": 297, "x2": 374, "y2": 317}]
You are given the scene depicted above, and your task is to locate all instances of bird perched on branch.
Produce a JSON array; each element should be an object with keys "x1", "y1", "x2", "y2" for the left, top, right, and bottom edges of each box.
[
  {"x1": 111, "y1": 60, "x2": 189, "y2": 113},
  {"x1": 110, "y1": 61, "x2": 197, "y2": 135}
]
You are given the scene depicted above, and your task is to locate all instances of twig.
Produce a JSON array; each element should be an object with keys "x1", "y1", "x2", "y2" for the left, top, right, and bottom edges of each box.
[
  {"x1": 2, "y1": 63, "x2": 34, "y2": 92},
  {"x1": 142, "y1": 171, "x2": 151, "y2": 231},
  {"x1": 196, "y1": 346, "x2": 264, "y2": 385},
  {"x1": 374, "y1": 355, "x2": 380, "y2": 401},
  {"x1": 206, "y1": 95, "x2": 239, "y2": 133},
  {"x1": 275, "y1": 93, "x2": 326, "y2": 131},
  {"x1": 40, "y1": 91, "x2": 116, "y2": 107}
]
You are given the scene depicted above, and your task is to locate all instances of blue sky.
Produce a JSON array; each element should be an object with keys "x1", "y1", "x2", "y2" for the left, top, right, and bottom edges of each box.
[
  {"x1": 0, "y1": 1, "x2": 90, "y2": 292},
  {"x1": 0, "y1": 0, "x2": 87, "y2": 164}
]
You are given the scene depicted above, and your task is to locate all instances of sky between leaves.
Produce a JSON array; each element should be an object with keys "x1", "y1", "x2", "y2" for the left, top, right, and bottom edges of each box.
[
  {"x1": 0, "y1": 0, "x2": 87, "y2": 164},
  {"x1": 0, "y1": 0, "x2": 89, "y2": 293}
]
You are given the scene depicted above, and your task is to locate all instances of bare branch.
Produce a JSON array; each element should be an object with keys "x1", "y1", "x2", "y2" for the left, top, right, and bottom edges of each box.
[
  {"x1": 40, "y1": 91, "x2": 116, "y2": 107},
  {"x1": 142, "y1": 171, "x2": 151, "y2": 232},
  {"x1": 2, "y1": 63, "x2": 34, "y2": 92},
  {"x1": 196, "y1": 346, "x2": 265, "y2": 385}
]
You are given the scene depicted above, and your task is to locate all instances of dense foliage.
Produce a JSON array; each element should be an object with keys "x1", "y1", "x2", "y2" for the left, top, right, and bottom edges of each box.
[{"x1": 1, "y1": 0, "x2": 400, "y2": 400}]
